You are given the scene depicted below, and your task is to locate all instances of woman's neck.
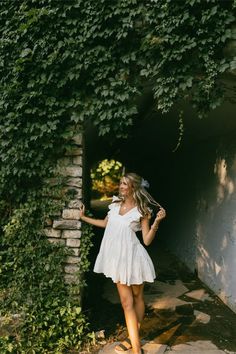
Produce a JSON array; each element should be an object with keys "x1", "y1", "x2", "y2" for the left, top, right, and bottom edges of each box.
[
  {"x1": 122, "y1": 196, "x2": 136, "y2": 206},
  {"x1": 120, "y1": 196, "x2": 136, "y2": 213}
]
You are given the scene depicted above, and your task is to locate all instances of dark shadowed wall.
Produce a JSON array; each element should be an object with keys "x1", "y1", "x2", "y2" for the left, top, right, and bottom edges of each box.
[{"x1": 84, "y1": 76, "x2": 236, "y2": 312}]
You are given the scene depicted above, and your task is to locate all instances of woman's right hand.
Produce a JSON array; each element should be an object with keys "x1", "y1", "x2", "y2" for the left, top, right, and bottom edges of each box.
[{"x1": 78, "y1": 203, "x2": 85, "y2": 220}]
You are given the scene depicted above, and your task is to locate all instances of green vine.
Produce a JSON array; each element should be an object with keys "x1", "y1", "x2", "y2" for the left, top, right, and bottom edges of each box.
[
  {"x1": 172, "y1": 111, "x2": 184, "y2": 153},
  {"x1": 0, "y1": 185, "x2": 94, "y2": 353},
  {"x1": 78, "y1": 218, "x2": 95, "y2": 290},
  {"x1": 0, "y1": 0, "x2": 235, "y2": 351}
]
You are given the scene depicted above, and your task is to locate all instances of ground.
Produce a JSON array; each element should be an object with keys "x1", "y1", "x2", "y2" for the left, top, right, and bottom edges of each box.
[{"x1": 84, "y1": 235, "x2": 236, "y2": 354}]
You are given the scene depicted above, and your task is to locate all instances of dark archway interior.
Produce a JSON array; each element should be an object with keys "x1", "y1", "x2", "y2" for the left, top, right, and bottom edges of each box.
[
  {"x1": 84, "y1": 76, "x2": 236, "y2": 265},
  {"x1": 83, "y1": 76, "x2": 236, "y2": 322}
]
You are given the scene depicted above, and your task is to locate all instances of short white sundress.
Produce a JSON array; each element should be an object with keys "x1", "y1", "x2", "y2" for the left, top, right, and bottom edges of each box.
[{"x1": 93, "y1": 196, "x2": 156, "y2": 286}]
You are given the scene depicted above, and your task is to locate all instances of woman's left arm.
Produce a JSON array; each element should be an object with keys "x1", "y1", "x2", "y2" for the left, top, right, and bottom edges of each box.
[{"x1": 141, "y1": 208, "x2": 166, "y2": 246}]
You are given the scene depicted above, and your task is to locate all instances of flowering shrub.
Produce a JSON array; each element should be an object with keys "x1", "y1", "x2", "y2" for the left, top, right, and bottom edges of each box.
[{"x1": 91, "y1": 159, "x2": 123, "y2": 198}]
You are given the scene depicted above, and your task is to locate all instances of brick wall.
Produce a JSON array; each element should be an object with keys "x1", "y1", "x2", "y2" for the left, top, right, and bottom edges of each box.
[{"x1": 44, "y1": 130, "x2": 83, "y2": 284}]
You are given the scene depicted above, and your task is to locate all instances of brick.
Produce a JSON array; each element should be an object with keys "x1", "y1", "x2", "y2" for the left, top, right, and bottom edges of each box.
[
  {"x1": 57, "y1": 157, "x2": 71, "y2": 167},
  {"x1": 72, "y1": 156, "x2": 82, "y2": 165},
  {"x1": 53, "y1": 219, "x2": 81, "y2": 230},
  {"x1": 66, "y1": 238, "x2": 81, "y2": 247},
  {"x1": 65, "y1": 274, "x2": 78, "y2": 284},
  {"x1": 66, "y1": 177, "x2": 82, "y2": 188},
  {"x1": 60, "y1": 166, "x2": 82, "y2": 177},
  {"x1": 64, "y1": 145, "x2": 82, "y2": 156},
  {"x1": 62, "y1": 208, "x2": 81, "y2": 220},
  {"x1": 48, "y1": 238, "x2": 65, "y2": 245},
  {"x1": 62, "y1": 230, "x2": 81, "y2": 239},
  {"x1": 67, "y1": 256, "x2": 80, "y2": 264},
  {"x1": 44, "y1": 228, "x2": 61, "y2": 238},
  {"x1": 72, "y1": 133, "x2": 82, "y2": 145},
  {"x1": 67, "y1": 200, "x2": 83, "y2": 208},
  {"x1": 65, "y1": 264, "x2": 79, "y2": 274}
]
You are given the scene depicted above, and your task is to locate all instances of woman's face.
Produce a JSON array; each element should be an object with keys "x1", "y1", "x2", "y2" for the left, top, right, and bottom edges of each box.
[{"x1": 119, "y1": 177, "x2": 133, "y2": 198}]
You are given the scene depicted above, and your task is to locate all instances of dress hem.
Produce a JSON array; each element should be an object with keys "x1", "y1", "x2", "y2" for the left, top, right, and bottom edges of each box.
[{"x1": 93, "y1": 270, "x2": 156, "y2": 286}]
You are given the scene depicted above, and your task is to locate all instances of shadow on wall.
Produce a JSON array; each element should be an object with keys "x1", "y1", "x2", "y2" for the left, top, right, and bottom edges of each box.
[{"x1": 196, "y1": 151, "x2": 236, "y2": 313}]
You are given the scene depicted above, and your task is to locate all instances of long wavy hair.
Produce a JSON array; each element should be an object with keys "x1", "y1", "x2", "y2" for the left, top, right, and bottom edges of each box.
[{"x1": 116, "y1": 172, "x2": 162, "y2": 217}]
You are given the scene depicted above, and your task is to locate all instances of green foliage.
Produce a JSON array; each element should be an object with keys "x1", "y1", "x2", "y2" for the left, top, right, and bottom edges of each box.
[
  {"x1": 139, "y1": 0, "x2": 236, "y2": 115},
  {"x1": 0, "y1": 0, "x2": 235, "y2": 351},
  {"x1": 172, "y1": 111, "x2": 184, "y2": 153},
  {"x1": 0, "y1": 1, "x2": 80, "y2": 202},
  {"x1": 78, "y1": 214, "x2": 96, "y2": 289},
  {"x1": 1, "y1": 191, "x2": 66, "y2": 311},
  {"x1": 0, "y1": 303, "x2": 90, "y2": 354},
  {"x1": 91, "y1": 159, "x2": 123, "y2": 198},
  {"x1": 0, "y1": 2, "x2": 96, "y2": 350},
  {"x1": 1, "y1": 1, "x2": 234, "y2": 156},
  {"x1": 0, "y1": 186, "x2": 94, "y2": 353}
]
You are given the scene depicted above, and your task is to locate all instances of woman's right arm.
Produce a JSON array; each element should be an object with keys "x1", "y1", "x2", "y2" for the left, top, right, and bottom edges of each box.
[{"x1": 79, "y1": 204, "x2": 108, "y2": 228}]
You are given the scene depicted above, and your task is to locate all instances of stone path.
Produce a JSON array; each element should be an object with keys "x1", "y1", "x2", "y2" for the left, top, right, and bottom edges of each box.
[
  {"x1": 99, "y1": 340, "x2": 234, "y2": 354},
  {"x1": 86, "y1": 243, "x2": 236, "y2": 354}
]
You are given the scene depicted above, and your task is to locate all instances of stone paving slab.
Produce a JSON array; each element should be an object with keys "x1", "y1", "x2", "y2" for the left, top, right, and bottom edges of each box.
[
  {"x1": 146, "y1": 295, "x2": 189, "y2": 310},
  {"x1": 98, "y1": 342, "x2": 168, "y2": 354},
  {"x1": 97, "y1": 342, "x2": 118, "y2": 354},
  {"x1": 97, "y1": 340, "x2": 236, "y2": 354},
  {"x1": 165, "y1": 351, "x2": 228, "y2": 353},
  {"x1": 188, "y1": 340, "x2": 219, "y2": 349},
  {"x1": 142, "y1": 342, "x2": 168, "y2": 354},
  {"x1": 144, "y1": 280, "x2": 191, "y2": 310},
  {"x1": 194, "y1": 310, "x2": 211, "y2": 324},
  {"x1": 164, "y1": 340, "x2": 234, "y2": 353},
  {"x1": 146, "y1": 280, "x2": 189, "y2": 299},
  {"x1": 185, "y1": 289, "x2": 214, "y2": 302},
  {"x1": 166, "y1": 340, "x2": 221, "y2": 350}
]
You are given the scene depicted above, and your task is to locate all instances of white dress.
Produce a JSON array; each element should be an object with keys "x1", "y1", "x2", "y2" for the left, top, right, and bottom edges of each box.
[{"x1": 93, "y1": 196, "x2": 156, "y2": 285}]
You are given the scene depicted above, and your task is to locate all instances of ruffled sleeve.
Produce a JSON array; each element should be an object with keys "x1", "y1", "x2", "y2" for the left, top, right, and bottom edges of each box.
[
  {"x1": 107, "y1": 195, "x2": 121, "y2": 218},
  {"x1": 129, "y1": 209, "x2": 143, "y2": 232},
  {"x1": 108, "y1": 195, "x2": 121, "y2": 210}
]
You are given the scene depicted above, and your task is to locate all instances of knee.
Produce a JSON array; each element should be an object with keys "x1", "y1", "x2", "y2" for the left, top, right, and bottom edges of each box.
[
  {"x1": 120, "y1": 296, "x2": 134, "y2": 311},
  {"x1": 133, "y1": 290, "x2": 144, "y2": 305}
]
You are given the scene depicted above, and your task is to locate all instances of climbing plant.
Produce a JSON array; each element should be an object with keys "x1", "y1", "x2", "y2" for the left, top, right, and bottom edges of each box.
[
  {"x1": 0, "y1": 183, "x2": 95, "y2": 353},
  {"x1": 0, "y1": 0, "x2": 235, "y2": 352},
  {"x1": 0, "y1": 0, "x2": 235, "y2": 197}
]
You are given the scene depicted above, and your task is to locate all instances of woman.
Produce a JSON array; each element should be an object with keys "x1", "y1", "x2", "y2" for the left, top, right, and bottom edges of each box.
[{"x1": 79, "y1": 172, "x2": 166, "y2": 354}]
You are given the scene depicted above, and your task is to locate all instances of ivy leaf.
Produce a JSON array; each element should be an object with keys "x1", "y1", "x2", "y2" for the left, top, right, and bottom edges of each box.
[{"x1": 20, "y1": 48, "x2": 32, "y2": 58}]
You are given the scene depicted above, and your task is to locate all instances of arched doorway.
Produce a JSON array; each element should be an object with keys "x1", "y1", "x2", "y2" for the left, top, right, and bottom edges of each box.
[{"x1": 84, "y1": 75, "x2": 236, "y2": 314}]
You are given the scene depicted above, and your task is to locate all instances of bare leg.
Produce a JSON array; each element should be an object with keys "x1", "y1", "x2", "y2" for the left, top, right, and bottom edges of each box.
[
  {"x1": 116, "y1": 283, "x2": 142, "y2": 354},
  {"x1": 131, "y1": 284, "x2": 145, "y2": 327}
]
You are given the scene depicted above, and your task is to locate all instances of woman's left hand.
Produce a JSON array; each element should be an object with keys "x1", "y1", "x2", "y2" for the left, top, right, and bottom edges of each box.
[
  {"x1": 150, "y1": 207, "x2": 166, "y2": 232},
  {"x1": 155, "y1": 207, "x2": 166, "y2": 222}
]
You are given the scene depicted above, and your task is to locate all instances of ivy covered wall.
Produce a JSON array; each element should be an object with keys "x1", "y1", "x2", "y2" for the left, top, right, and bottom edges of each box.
[
  {"x1": 0, "y1": 0, "x2": 236, "y2": 351},
  {"x1": 1, "y1": 0, "x2": 235, "y2": 213}
]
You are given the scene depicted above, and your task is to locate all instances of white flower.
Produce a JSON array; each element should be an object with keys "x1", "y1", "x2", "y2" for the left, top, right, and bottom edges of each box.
[{"x1": 141, "y1": 178, "x2": 149, "y2": 188}]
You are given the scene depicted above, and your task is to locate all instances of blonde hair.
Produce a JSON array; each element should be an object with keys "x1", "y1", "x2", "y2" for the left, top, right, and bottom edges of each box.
[{"x1": 117, "y1": 172, "x2": 162, "y2": 217}]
